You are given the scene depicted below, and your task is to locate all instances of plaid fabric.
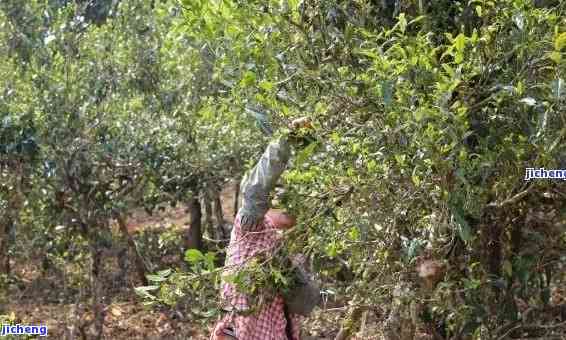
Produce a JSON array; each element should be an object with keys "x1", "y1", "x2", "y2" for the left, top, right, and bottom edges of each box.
[{"x1": 211, "y1": 215, "x2": 302, "y2": 340}]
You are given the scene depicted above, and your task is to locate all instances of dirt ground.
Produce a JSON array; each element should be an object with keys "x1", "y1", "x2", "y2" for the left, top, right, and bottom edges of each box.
[
  {"x1": 2, "y1": 181, "x2": 358, "y2": 339},
  {"x1": 5, "y1": 300, "x2": 354, "y2": 339},
  {"x1": 5, "y1": 262, "x2": 353, "y2": 339},
  {"x1": 124, "y1": 182, "x2": 238, "y2": 233}
]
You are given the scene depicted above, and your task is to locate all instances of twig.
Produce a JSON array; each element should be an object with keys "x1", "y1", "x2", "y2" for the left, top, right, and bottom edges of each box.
[
  {"x1": 203, "y1": 235, "x2": 229, "y2": 244},
  {"x1": 487, "y1": 185, "x2": 534, "y2": 208},
  {"x1": 497, "y1": 321, "x2": 566, "y2": 340},
  {"x1": 496, "y1": 322, "x2": 521, "y2": 340}
]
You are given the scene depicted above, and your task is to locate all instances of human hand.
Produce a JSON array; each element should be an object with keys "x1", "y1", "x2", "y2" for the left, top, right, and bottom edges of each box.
[{"x1": 288, "y1": 117, "x2": 312, "y2": 130}]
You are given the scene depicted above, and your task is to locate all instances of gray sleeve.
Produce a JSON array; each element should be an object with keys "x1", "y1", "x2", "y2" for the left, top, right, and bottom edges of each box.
[{"x1": 238, "y1": 136, "x2": 291, "y2": 230}]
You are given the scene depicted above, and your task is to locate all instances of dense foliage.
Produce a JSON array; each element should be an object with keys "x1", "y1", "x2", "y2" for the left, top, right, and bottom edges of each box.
[
  {"x1": 165, "y1": 0, "x2": 566, "y2": 338},
  {"x1": 1, "y1": 0, "x2": 565, "y2": 339}
]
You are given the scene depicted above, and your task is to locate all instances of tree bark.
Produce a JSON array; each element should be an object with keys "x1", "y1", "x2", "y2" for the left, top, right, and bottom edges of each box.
[
  {"x1": 0, "y1": 216, "x2": 11, "y2": 276},
  {"x1": 203, "y1": 192, "x2": 213, "y2": 238},
  {"x1": 0, "y1": 216, "x2": 10, "y2": 314},
  {"x1": 185, "y1": 195, "x2": 203, "y2": 250},
  {"x1": 213, "y1": 191, "x2": 226, "y2": 239},
  {"x1": 233, "y1": 180, "x2": 240, "y2": 219},
  {"x1": 90, "y1": 243, "x2": 105, "y2": 340},
  {"x1": 116, "y1": 214, "x2": 148, "y2": 286},
  {"x1": 480, "y1": 207, "x2": 502, "y2": 280}
]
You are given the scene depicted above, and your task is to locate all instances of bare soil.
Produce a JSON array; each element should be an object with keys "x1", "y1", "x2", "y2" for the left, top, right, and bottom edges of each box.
[{"x1": 3, "y1": 181, "x2": 353, "y2": 339}]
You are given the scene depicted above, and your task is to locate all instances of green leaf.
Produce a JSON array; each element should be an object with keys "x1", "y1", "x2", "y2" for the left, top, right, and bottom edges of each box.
[
  {"x1": 199, "y1": 309, "x2": 218, "y2": 318},
  {"x1": 411, "y1": 174, "x2": 421, "y2": 186},
  {"x1": 513, "y1": 13, "x2": 524, "y2": 31},
  {"x1": 241, "y1": 71, "x2": 257, "y2": 87},
  {"x1": 134, "y1": 286, "x2": 159, "y2": 299},
  {"x1": 157, "y1": 269, "x2": 172, "y2": 277},
  {"x1": 452, "y1": 206, "x2": 472, "y2": 243},
  {"x1": 259, "y1": 80, "x2": 274, "y2": 92},
  {"x1": 408, "y1": 15, "x2": 426, "y2": 26},
  {"x1": 519, "y1": 97, "x2": 536, "y2": 106},
  {"x1": 367, "y1": 159, "x2": 377, "y2": 172},
  {"x1": 549, "y1": 51, "x2": 562, "y2": 64},
  {"x1": 414, "y1": 108, "x2": 425, "y2": 122},
  {"x1": 397, "y1": 13, "x2": 407, "y2": 33},
  {"x1": 146, "y1": 274, "x2": 168, "y2": 282},
  {"x1": 330, "y1": 132, "x2": 341, "y2": 144},
  {"x1": 272, "y1": 269, "x2": 287, "y2": 285},
  {"x1": 394, "y1": 154, "x2": 406, "y2": 165},
  {"x1": 357, "y1": 49, "x2": 379, "y2": 59},
  {"x1": 463, "y1": 278, "x2": 481, "y2": 290},
  {"x1": 554, "y1": 32, "x2": 566, "y2": 51},
  {"x1": 295, "y1": 141, "x2": 318, "y2": 168},
  {"x1": 222, "y1": 273, "x2": 237, "y2": 284},
  {"x1": 455, "y1": 52, "x2": 464, "y2": 64},
  {"x1": 325, "y1": 241, "x2": 338, "y2": 258},
  {"x1": 192, "y1": 280, "x2": 201, "y2": 290},
  {"x1": 442, "y1": 63, "x2": 455, "y2": 77},
  {"x1": 454, "y1": 33, "x2": 466, "y2": 52},
  {"x1": 185, "y1": 249, "x2": 205, "y2": 264},
  {"x1": 348, "y1": 227, "x2": 360, "y2": 241},
  {"x1": 204, "y1": 252, "x2": 217, "y2": 270}
]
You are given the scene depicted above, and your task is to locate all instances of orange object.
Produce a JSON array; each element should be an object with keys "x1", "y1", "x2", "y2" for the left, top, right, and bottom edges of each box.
[{"x1": 289, "y1": 117, "x2": 312, "y2": 130}]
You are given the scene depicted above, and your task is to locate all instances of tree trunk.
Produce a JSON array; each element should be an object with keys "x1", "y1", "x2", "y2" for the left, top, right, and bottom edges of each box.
[
  {"x1": 233, "y1": 180, "x2": 240, "y2": 219},
  {"x1": 0, "y1": 216, "x2": 11, "y2": 276},
  {"x1": 481, "y1": 207, "x2": 502, "y2": 279},
  {"x1": 0, "y1": 217, "x2": 9, "y2": 314},
  {"x1": 203, "y1": 192, "x2": 213, "y2": 238},
  {"x1": 185, "y1": 195, "x2": 203, "y2": 250},
  {"x1": 116, "y1": 214, "x2": 148, "y2": 286},
  {"x1": 90, "y1": 243, "x2": 105, "y2": 340},
  {"x1": 480, "y1": 207, "x2": 509, "y2": 323},
  {"x1": 213, "y1": 191, "x2": 226, "y2": 239}
]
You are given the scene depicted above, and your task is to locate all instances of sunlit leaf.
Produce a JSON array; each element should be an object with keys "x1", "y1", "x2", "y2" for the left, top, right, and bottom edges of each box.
[
  {"x1": 185, "y1": 249, "x2": 205, "y2": 264},
  {"x1": 555, "y1": 32, "x2": 566, "y2": 51},
  {"x1": 519, "y1": 97, "x2": 536, "y2": 106},
  {"x1": 294, "y1": 141, "x2": 318, "y2": 168}
]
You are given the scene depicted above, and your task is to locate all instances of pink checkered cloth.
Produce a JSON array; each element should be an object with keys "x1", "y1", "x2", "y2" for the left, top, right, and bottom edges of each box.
[{"x1": 210, "y1": 214, "x2": 303, "y2": 340}]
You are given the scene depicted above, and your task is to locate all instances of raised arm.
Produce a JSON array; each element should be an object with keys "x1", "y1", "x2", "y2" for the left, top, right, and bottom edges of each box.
[
  {"x1": 238, "y1": 117, "x2": 312, "y2": 231},
  {"x1": 238, "y1": 136, "x2": 291, "y2": 230}
]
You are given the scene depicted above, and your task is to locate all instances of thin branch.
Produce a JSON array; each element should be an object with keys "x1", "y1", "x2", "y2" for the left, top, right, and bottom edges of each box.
[{"x1": 487, "y1": 185, "x2": 534, "y2": 208}]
